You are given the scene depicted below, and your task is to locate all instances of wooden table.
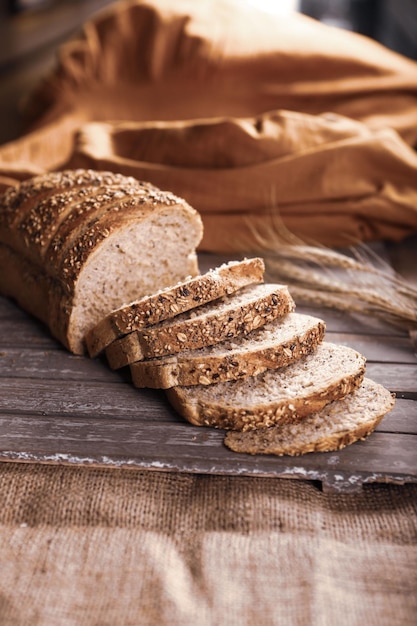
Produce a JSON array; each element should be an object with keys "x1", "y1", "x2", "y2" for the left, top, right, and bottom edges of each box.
[{"x1": 0, "y1": 243, "x2": 416, "y2": 494}]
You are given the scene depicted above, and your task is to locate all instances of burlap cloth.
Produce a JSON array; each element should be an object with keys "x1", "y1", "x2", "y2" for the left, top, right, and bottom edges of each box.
[{"x1": 0, "y1": 462, "x2": 416, "y2": 625}]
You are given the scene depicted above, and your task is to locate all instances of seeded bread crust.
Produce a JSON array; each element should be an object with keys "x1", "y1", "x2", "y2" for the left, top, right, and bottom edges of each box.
[
  {"x1": 0, "y1": 170, "x2": 203, "y2": 354},
  {"x1": 166, "y1": 342, "x2": 366, "y2": 431},
  {"x1": 19, "y1": 186, "x2": 105, "y2": 258},
  {"x1": 17, "y1": 183, "x2": 147, "y2": 265},
  {"x1": 224, "y1": 378, "x2": 395, "y2": 455},
  {"x1": 86, "y1": 257, "x2": 265, "y2": 358},
  {"x1": 6, "y1": 178, "x2": 182, "y2": 290},
  {"x1": 105, "y1": 283, "x2": 295, "y2": 369},
  {"x1": 130, "y1": 312, "x2": 326, "y2": 388},
  {"x1": 0, "y1": 170, "x2": 138, "y2": 231}
]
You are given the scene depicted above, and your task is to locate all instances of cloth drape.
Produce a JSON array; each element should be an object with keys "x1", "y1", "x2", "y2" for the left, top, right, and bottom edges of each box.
[
  {"x1": 1, "y1": 0, "x2": 417, "y2": 250},
  {"x1": 0, "y1": 462, "x2": 416, "y2": 625}
]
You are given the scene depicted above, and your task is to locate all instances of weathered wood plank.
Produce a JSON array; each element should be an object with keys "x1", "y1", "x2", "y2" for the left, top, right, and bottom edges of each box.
[
  {"x1": 0, "y1": 377, "x2": 173, "y2": 421},
  {"x1": 0, "y1": 404, "x2": 414, "y2": 450},
  {"x1": 0, "y1": 413, "x2": 415, "y2": 492},
  {"x1": 0, "y1": 358, "x2": 413, "y2": 421},
  {"x1": 0, "y1": 348, "x2": 123, "y2": 383},
  {"x1": 375, "y1": 399, "x2": 417, "y2": 434},
  {"x1": 0, "y1": 318, "x2": 58, "y2": 349},
  {"x1": 0, "y1": 368, "x2": 415, "y2": 432},
  {"x1": 0, "y1": 364, "x2": 414, "y2": 419},
  {"x1": 365, "y1": 363, "x2": 417, "y2": 398},
  {"x1": 324, "y1": 332, "x2": 417, "y2": 363}
]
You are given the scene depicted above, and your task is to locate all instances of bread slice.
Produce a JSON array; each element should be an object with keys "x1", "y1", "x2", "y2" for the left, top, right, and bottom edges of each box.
[
  {"x1": 166, "y1": 342, "x2": 366, "y2": 431},
  {"x1": 86, "y1": 257, "x2": 265, "y2": 358},
  {"x1": 224, "y1": 378, "x2": 395, "y2": 455},
  {"x1": 0, "y1": 170, "x2": 203, "y2": 354},
  {"x1": 105, "y1": 283, "x2": 295, "y2": 369},
  {"x1": 131, "y1": 312, "x2": 326, "y2": 389}
]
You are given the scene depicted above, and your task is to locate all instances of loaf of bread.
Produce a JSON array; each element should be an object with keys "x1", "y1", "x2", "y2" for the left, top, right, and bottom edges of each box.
[
  {"x1": 224, "y1": 378, "x2": 395, "y2": 455},
  {"x1": 166, "y1": 342, "x2": 366, "y2": 431},
  {"x1": 0, "y1": 169, "x2": 203, "y2": 354},
  {"x1": 86, "y1": 257, "x2": 265, "y2": 358},
  {"x1": 130, "y1": 312, "x2": 326, "y2": 388},
  {"x1": 0, "y1": 167, "x2": 394, "y2": 455},
  {"x1": 105, "y1": 283, "x2": 295, "y2": 369}
]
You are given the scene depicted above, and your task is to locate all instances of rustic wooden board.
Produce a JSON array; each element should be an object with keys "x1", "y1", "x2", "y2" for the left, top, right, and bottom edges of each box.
[{"x1": 0, "y1": 247, "x2": 416, "y2": 493}]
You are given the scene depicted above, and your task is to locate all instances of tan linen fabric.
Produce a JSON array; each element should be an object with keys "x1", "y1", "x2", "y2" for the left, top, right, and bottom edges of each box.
[
  {"x1": 0, "y1": 462, "x2": 416, "y2": 626},
  {"x1": 22, "y1": 0, "x2": 417, "y2": 144},
  {"x1": 67, "y1": 114, "x2": 417, "y2": 250},
  {"x1": 1, "y1": 0, "x2": 417, "y2": 249}
]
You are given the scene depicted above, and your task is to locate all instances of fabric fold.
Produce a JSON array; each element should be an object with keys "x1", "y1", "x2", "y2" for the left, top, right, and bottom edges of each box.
[
  {"x1": 1, "y1": 0, "x2": 417, "y2": 250},
  {"x1": 64, "y1": 112, "x2": 417, "y2": 250}
]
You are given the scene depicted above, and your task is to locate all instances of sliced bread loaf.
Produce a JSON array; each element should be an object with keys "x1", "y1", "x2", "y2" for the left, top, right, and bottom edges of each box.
[
  {"x1": 224, "y1": 378, "x2": 395, "y2": 455},
  {"x1": 86, "y1": 257, "x2": 265, "y2": 358},
  {"x1": 0, "y1": 169, "x2": 136, "y2": 232},
  {"x1": 105, "y1": 283, "x2": 295, "y2": 369},
  {"x1": 0, "y1": 170, "x2": 203, "y2": 354},
  {"x1": 166, "y1": 342, "x2": 366, "y2": 431},
  {"x1": 130, "y1": 312, "x2": 326, "y2": 389}
]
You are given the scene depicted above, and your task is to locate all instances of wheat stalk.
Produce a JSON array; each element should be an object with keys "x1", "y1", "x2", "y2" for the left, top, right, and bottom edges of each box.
[{"x1": 241, "y1": 211, "x2": 417, "y2": 333}]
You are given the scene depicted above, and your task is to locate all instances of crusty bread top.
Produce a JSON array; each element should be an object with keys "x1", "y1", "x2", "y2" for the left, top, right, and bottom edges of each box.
[
  {"x1": 18, "y1": 182, "x2": 146, "y2": 262},
  {"x1": 130, "y1": 312, "x2": 326, "y2": 389},
  {"x1": 86, "y1": 257, "x2": 265, "y2": 357},
  {"x1": 0, "y1": 169, "x2": 141, "y2": 231},
  {"x1": 224, "y1": 378, "x2": 395, "y2": 456},
  {"x1": 0, "y1": 169, "x2": 187, "y2": 280},
  {"x1": 166, "y1": 342, "x2": 366, "y2": 431}
]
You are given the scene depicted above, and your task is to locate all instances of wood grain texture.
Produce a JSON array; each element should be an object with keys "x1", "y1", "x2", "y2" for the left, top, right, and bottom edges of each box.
[{"x1": 0, "y1": 246, "x2": 416, "y2": 493}]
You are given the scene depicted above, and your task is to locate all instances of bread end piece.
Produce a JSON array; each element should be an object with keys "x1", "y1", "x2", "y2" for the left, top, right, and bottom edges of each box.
[
  {"x1": 224, "y1": 379, "x2": 395, "y2": 456},
  {"x1": 0, "y1": 170, "x2": 204, "y2": 355}
]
